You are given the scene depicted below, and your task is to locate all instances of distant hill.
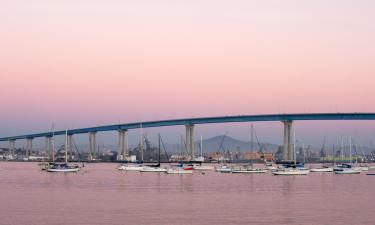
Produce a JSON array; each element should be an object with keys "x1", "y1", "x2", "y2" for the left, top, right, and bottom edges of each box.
[
  {"x1": 70, "y1": 135, "x2": 280, "y2": 154},
  {"x1": 192, "y1": 135, "x2": 280, "y2": 153},
  {"x1": 160, "y1": 135, "x2": 280, "y2": 154}
]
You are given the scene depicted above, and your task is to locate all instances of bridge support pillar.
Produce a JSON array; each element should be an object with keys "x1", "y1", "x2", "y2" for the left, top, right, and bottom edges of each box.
[
  {"x1": 117, "y1": 130, "x2": 128, "y2": 160},
  {"x1": 9, "y1": 140, "x2": 15, "y2": 160},
  {"x1": 26, "y1": 138, "x2": 33, "y2": 159},
  {"x1": 185, "y1": 124, "x2": 195, "y2": 161},
  {"x1": 89, "y1": 132, "x2": 97, "y2": 160},
  {"x1": 282, "y1": 121, "x2": 293, "y2": 161}
]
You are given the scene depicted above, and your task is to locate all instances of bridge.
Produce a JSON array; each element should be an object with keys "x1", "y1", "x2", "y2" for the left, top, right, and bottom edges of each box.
[{"x1": 1, "y1": 113, "x2": 375, "y2": 161}]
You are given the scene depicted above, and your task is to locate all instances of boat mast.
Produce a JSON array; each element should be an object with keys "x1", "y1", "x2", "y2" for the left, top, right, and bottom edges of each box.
[
  {"x1": 302, "y1": 143, "x2": 306, "y2": 164},
  {"x1": 65, "y1": 129, "x2": 68, "y2": 164},
  {"x1": 355, "y1": 142, "x2": 358, "y2": 164},
  {"x1": 52, "y1": 124, "x2": 55, "y2": 162},
  {"x1": 180, "y1": 135, "x2": 183, "y2": 161},
  {"x1": 251, "y1": 124, "x2": 254, "y2": 167},
  {"x1": 200, "y1": 135, "x2": 203, "y2": 159},
  {"x1": 341, "y1": 136, "x2": 344, "y2": 164},
  {"x1": 158, "y1": 133, "x2": 161, "y2": 165},
  {"x1": 293, "y1": 131, "x2": 296, "y2": 165},
  {"x1": 322, "y1": 137, "x2": 326, "y2": 167},
  {"x1": 140, "y1": 123, "x2": 144, "y2": 162},
  {"x1": 349, "y1": 136, "x2": 352, "y2": 165}
]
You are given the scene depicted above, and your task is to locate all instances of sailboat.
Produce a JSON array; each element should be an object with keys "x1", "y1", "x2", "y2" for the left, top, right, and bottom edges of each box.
[
  {"x1": 351, "y1": 142, "x2": 369, "y2": 171},
  {"x1": 118, "y1": 128, "x2": 144, "y2": 171},
  {"x1": 118, "y1": 164, "x2": 144, "y2": 171},
  {"x1": 272, "y1": 131, "x2": 310, "y2": 175},
  {"x1": 47, "y1": 129, "x2": 80, "y2": 172},
  {"x1": 167, "y1": 136, "x2": 194, "y2": 174},
  {"x1": 166, "y1": 166, "x2": 193, "y2": 174},
  {"x1": 311, "y1": 167, "x2": 334, "y2": 172},
  {"x1": 215, "y1": 165, "x2": 233, "y2": 173},
  {"x1": 232, "y1": 125, "x2": 267, "y2": 174},
  {"x1": 231, "y1": 165, "x2": 267, "y2": 174},
  {"x1": 311, "y1": 138, "x2": 333, "y2": 172},
  {"x1": 193, "y1": 136, "x2": 214, "y2": 171},
  {"x1": 140, "y1": 134, "x2": 167, "y2": 172},
  {"x1": 334, "y1": 137, "x2": 348, "y2": 171},
  {"x1": 335, "y1": 136, "x2": 360, "y2": 174}
]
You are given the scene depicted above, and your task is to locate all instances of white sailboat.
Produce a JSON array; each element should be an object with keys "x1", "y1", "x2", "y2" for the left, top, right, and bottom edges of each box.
[
  {"x1": 140, "y1": 134, "x2": 167, "y2": 173},
  {"x1": 215, "y1": 165, "x2": 233, "y2": 173},
  {"x1": 310, "y1": 167, "x2": 334, "y2": 172},
  {"x1": 334, "y1": 137, "x2": 347, "y2": 171},
  {"x1": 311, "y1": 139, "x2": 333, "y2": 172},
  {"x1": 272, "y1": 131, "x2": 310, "y2": 176},
  {"x1": 141, "y1": 166, "x2": 167, "y2": 172},
  {"x1": 118, "y1": 164, "x2": 144, "y2": 171},
  {"x1": 193, "y1": 136, "x2": 214, "y2": 171},
  {"x1": 166, "y1": 167, "x2": 193, "y2": 174},
  {"x1": 352, "y1": 142, "x2": 369, "y2": 171},
  {"x1": 335, "y1": 136, "x2": 360, "y2": 174},
  {"x1": 193, "y1": 164, "x2": 214, "y2": 171},
  {"x1": 272, "y1": 168, "x2": 310, "y2": 175},
  {"x1": 232, "y1": 125, "x2": 267, "y2": 174},
  {"x1": 47, "y1": 129, "x2": 80, "y2": 173},
  {"x1": 232, "y1": 166, "x2": 267, "y2": 174}
]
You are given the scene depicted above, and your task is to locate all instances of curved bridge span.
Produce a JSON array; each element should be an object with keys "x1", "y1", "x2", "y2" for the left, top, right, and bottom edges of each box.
[{"x1": 1, "y1": 113, "x2": 375, "y2": 161}]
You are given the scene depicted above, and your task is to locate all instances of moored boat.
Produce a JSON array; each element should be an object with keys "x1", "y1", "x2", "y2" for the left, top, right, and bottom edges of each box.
[
  {"x1": 264, "y1": 162, "x2": 277, "y2": 170},
  {"x1": 118, "y1": 164, "x2": 144, "y2": 171},
  {"x1": 140, "y1": 134, "x2": 167, "y2": 173},
  {"x1": 47, "y1": 163, "x2": 80, "y2": 172},
  {"x1": 140, "y1": 166, "x2": 167, "y2": 172},
  {"x1": 310, "y1": 167, "x2": 333, "y2": 172},
  {"x1": 272, "y1": 168, "x2": 310, "y2": 175},
  {"x1": 273, "y1": 131, "x2": 310, "y2": 176},
  {"x1": 166, "y1": 167, "x2": 193, "y2": 174},
  {"x1": 39, "y1": 162, "x2": 50, "y2": 171},
  {"x1": 215, "y1": 165, "x2": 233, "y2": 173},
  {"x1": 352, "y1": 166, "x2": 368, "y2": 172},
  {"x1": 334, "y1": 137, "x2": 360, "y2": 175},
  {"x1": 334, "y1": 164, "x2": 352, "y2": 171},
  {"x1": 334, "y1": 168, "x2": 361, "y2": 174},
  {"x1": 47, "y1": 129, "x2": 80, "y2": 173},
  {"x1": 193, "y1": 164, "x2": 214, "y2": 171},
  {"x1": 232, "y1": 167, "x2": 267, "y2": 173}
]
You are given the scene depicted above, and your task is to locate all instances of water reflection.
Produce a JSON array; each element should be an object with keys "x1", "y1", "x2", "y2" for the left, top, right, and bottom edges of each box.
[{"x1": 0, "y1": 162, "x2": 375, "y2": 225}]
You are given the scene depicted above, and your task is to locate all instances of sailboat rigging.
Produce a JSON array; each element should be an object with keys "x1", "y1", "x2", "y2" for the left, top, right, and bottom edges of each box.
[{"x1": 46, "y1": 129, "x2": 80, "y2": 172}]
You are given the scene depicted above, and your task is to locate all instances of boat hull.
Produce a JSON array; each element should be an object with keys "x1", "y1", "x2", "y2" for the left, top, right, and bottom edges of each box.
[
  {"x1": 334, "y1": 169, "x2": 361, "y2": 174},
  {"x1": 216, "y1": 168, "x2": 232, "y2": 173},
  {"x1": 166, "y1": 169, "x2": 193, "y2": 174},
  {"x1": 47, "y1": 168, "x2": 80, "y2": 172},
  {"x1": 140, "y1": 167, "x2": 167, "y2": 172},
  {"x1": 193, "y1": 166, "x2": 215, "y2": 171},
  {"x1": 310, "y1": 167, "x2": 333, "y2": 172},
  {"x1": 352, "y1": 167, "x2": 369, "y2": 171},
  {"x1": 118, "y1": 165, "x2": 144, "y2": 171},
  {"x1": 272, "y1": 170, "x2": 310, "y2": 175},
  {"x1": 232, "y1": 169, "x2": 267, "y2": 173}
]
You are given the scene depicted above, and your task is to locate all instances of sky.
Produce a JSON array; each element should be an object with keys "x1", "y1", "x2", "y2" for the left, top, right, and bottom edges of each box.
[{"x1": 1, "y1": 0, "x2": 375, "y2": 148}]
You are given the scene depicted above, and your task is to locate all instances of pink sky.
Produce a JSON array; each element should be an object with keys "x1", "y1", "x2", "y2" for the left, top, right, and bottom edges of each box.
[{"x1": 1, "y1": 0, "x2": 375, "y2": 145}]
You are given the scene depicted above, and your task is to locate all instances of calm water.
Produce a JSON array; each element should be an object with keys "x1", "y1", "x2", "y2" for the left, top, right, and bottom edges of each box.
[{"x1": 1, "y1": 162, "x2": 375, "y2": 225}]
